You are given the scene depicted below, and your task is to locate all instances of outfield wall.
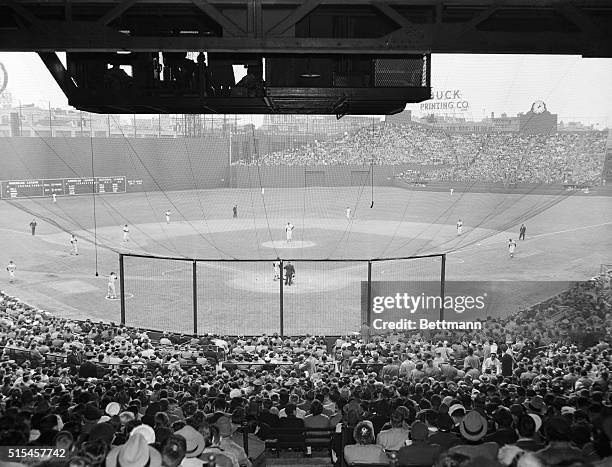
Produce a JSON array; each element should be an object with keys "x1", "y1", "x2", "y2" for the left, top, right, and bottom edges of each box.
[
  {"x1": 229, "y1": 164, "x2": 437, "y2": 188},
  {"x1": 0, "y1": 137, "x2": 230, "y2": 192}
]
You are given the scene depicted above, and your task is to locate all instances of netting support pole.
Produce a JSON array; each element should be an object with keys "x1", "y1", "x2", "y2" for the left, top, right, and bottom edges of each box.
[
  {"x1": 440, "y1": 254, "x2": 446, "y2": 321},
  {"x1": 119, "y1": 254, "x2": 125, "y2": 325},
  {"x1": 192, "y1": 260, "x2": 198, "y2": 335},
  {"x1": 279, "y1": 260, "x2": 284, "y2": 337},
  {"x1": 367, "y1": 261, "x2": 372, "y2": 325}
]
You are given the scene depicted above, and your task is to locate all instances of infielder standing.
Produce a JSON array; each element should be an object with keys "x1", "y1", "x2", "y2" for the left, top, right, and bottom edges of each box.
[
  {"x1": 285, "y1": 222, "x2": 294, "y2": 243},
  {"x1": 165, "y1": 210, "x2": 171, "y2": 224},
  {"x1": 456, "y1": 219, "x2": 463, "y2": 236},
  {"x1": 107, "y1": 272, "x2": 118, "y2": 299},
  {"x1": 122, "y1": 224, "x2": 130, "y2": 242},
  {"x1": 70, "y1": 234, "x2": 78, "y2": 255},
  {"x1": 508, "y1": 238, "x2": 517, "y2": 258},
  {"x1": 346, "y1": 207, "x2": 352, "y2": 220},
  {"x1": 6, "y1": 260, "x2": 16, "y2": 283}
]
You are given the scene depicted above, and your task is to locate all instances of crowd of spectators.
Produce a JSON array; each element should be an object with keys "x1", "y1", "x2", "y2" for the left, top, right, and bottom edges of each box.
[
  {"x1": 231, "y1": 123, "x2": 606, "y2": 185},
  {"x1": 0, "y1": 268, "x2": 610, "y2": 467}
]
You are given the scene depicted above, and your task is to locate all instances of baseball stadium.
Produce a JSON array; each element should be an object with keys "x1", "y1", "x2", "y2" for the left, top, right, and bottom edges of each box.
[{"x1": 0, "y1": 1, "x2": 612, "y2": 466}]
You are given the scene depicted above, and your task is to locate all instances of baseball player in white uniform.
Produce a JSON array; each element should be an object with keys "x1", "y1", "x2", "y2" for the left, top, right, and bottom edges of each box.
[
  {"x1": 165, "y1": 210, "x2": 171, "y2": 224},
  {"x1": 456, "y1": 219, "x2": 463, "y2": 235},
  {"x1": 508, "y1": 239, "x2": 517, "y2": 258},
  {"x1": 107, "y1": 272, "x2": 118, "y2": 299},
  {"x1": 285, "y1": 222, "x2": 294, "y2": 243},
  {"x1": 122, "y1": 224, "x2": 130, "y2": 242},
  {"x1": 70, "y1": 234, "x2": 78, "y2": 255},
  {"x1": 6, "y1": 261, "x2": 16, "y2": 283}
]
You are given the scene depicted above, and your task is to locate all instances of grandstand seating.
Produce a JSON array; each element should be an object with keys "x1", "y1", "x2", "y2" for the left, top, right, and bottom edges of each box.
[
  {"x1": 233, "y1": 124, "x2": 607, "y2": 185},
  {"x1": 0, "y1": 267, "x2": 610, "y2": 466}
]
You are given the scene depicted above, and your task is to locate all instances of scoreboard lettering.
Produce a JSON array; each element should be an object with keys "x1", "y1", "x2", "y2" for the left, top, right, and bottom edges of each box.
[
  {"x1": 1, "y1": 180, "x2": 45, "y2": 198},
  {"x1": 43, "y1": 179, "x2": 65, "y2": 196},
  {"x1": 0, "y1": 176, "x2": 126, "y2": 199}
]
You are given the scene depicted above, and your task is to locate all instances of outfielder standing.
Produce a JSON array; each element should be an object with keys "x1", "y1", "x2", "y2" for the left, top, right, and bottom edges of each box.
[
  {"x1": 122, "y1": 224, "x2": 130, "y2": 242},
  {"x1": 165, "y1": 210, "x2": 171, "y2": 224},
  {"x1": 70, "y1": 234, "x2": 78, "y2": 255},
  {"x1": 6, "y1": 260, "x2": 16, "y2": 283}
]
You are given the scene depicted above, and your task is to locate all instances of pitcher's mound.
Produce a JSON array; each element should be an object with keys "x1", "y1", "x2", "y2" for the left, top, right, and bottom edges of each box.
[{"x1": 262, "y1": 240, "x2": 316, "y2": 249}]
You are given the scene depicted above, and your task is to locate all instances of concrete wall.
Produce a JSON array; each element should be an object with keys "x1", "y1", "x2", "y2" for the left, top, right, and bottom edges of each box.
[{"x1": 0, "y1": 137, "x2": 230, "y2": 192}]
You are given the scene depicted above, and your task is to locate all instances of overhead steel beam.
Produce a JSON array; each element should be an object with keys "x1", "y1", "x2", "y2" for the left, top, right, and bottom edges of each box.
[
  {"x1": 98, "y1": 0, "x2": 138, "y2": 25},
  {"x1": 6, "y1": 0, "x2": 612, "y2": 5},
  {"x1": 1, "y1": 0, "x2": 611, "y2": 56},
  {"x1": 373, "y1": 3, "x2": 424, "y2": 42},
  {"x1": 37, "y1": 52, "x2": 79, "y2": 99},
  {"x1": 1, "y1": 26, "x2": 610, "y2": 57},
  {"x1": 4, "y1": 0, "x2": 47, "y2": 30},
  {"x1": 266, "y1": 0, "x2": 321, "y2": 35},
  {"x1": 191, "y1": 0, "x2": 246, "y2": 36}
]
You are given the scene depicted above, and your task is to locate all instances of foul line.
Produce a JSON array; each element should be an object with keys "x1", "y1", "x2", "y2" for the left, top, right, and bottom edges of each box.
[
  {"x1": 529, "y1": 221, "x2": 612, "y2": 239},
  {"x1": 449, "y1": 221, "x2": 612, "y2": 256}
]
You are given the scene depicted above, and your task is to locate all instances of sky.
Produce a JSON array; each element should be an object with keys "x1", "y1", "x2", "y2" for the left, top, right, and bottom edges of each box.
[{"x1": 0, "y1": 52, "x2": 611, "y2": 127}]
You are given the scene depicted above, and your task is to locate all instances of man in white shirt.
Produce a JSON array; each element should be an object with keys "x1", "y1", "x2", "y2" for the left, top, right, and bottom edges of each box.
[{"x1": 482, "y1": 352, "x2": 502, "y2": 375}]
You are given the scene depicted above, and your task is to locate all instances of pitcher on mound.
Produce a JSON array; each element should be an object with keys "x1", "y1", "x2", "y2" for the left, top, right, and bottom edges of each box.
[{"x1": 285, "y1": 222, "x2": 294, "y2": 243}]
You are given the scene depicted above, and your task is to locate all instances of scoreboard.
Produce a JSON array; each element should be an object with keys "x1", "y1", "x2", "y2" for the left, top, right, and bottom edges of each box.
[{"x1": 1, "y1": 176, "x2": 126, "y2": 199}]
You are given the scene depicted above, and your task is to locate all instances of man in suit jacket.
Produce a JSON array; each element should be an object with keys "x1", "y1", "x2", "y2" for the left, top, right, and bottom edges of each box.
[
  {"x1": 278, "y1": 403, "x2": 304, "y2": 444},
  {"x1": 398, "y1": 421, "x2": 441, "y2": 466}
]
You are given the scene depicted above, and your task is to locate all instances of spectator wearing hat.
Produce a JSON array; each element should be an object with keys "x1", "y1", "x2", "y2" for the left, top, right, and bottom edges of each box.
[
  {"x1": 484, "y1": 407, "x2": 518, "y2": 446},
  {"x1": 397, "y1": 421, "x2": 442, "y2": 465},
  {"x1": 106, "y1": 433, "x2": 162, "y2": 467},
  {"x1": 524, "y1": 396, "x2": 547, "y2": 417},
  {"x1": 344, "y1": 421, "x2": 388, "y2": 465},
  {"x1": 174, "y1": 425, "x2": 205, "y2": 466},
  {"x1": 513, "y1": 415, "x2": 545, "y2": 452},
  {"x1": 216, "y1": 416, "x2": 251, "y2": 467},
  {"x1": 200, "y1": 424, "x2": 237, "y2": 467},
  {"x1": 428, "y1": 414, "x2": 462, "y2": 452},
  {"x1": 449, "y1": 404, "x2": 466, "y2": 431},
  {"x1": 536, "y1": 416, "x2": 584, "y2": 465},
  {"x1": 450, "y1": 411, "x2": 499, "y2": 460},
  {"x1": 376, "y1": 408, "x2": 410, "y2": 451}
]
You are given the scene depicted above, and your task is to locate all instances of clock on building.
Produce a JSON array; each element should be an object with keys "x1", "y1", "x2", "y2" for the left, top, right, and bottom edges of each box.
[
  {"x1": 531, "y1": 100, "x2": 547, "y2": 114},
  {"x1": 520, "y1": 100, "x2": 556, "y2": 134}
]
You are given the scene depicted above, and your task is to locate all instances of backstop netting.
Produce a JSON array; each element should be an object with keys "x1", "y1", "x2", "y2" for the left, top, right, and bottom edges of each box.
[
  {"x1": 121, "y1": 255, "x2": 194, "y2": 334},
  {"x1": 121, "y1": 254, "x2": 444, "y2": 336}
]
